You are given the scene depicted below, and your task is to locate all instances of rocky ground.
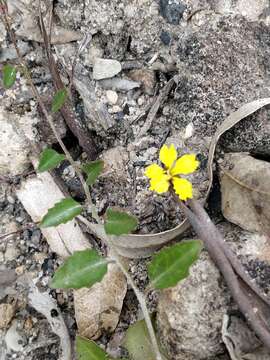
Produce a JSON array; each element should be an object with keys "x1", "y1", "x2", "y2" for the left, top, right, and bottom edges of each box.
[{"x1": 1, "y1": 0, "x2": 270, "y2": 359}]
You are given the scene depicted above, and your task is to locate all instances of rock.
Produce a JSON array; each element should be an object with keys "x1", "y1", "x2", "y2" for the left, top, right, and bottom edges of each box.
[
  {"x1": 74, "y1": 77, "x2": 115, "y2": 132},
  {"x1": 93, "y1": 58, "x2": 122, "y2": 80},
  {"x1": 0, "y1": 304, "x2": 15, "y2": 329},
  {"x1": 159, "y1": 0, "x2": 186, "y2": 25},
  {"x1": 74, "y1": 264, "x2": 127, "y2": 339},
  {"x1": 99, "y1": 77, "x2": 141, "y2": 92},
  {"x1": 157, "y1": 225, "x2": 270, "y2": 359},
  {"x1": 4, "y1": 243, "x2": 18, "y2": 262},
  {"x1": 102, "y1": 146, "x2": 129, "y2": 179},
  {"x1": 220, "y1": 153, "x2": 270, "y2": 233},
  {"x1": 0, "y1": 41, "x2": 31, "y2": 62},
  {"x1": 157, "y1": 250, "x2": 230, "y2": 359},
  {"x1": 106, "y1": 90, "x2": 118, "y2": 105},
  {"x1": 5, "y1": 321, "x2": 23, "y2": 352},
  {"x1": 0, "y1": 109, "x2": 38, "y2": 176},
  {"x1": 129, "y1": 69, "x2": 156, "y2": 95}
]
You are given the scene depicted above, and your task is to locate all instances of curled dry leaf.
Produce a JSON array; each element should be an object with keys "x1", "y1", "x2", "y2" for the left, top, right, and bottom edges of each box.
[{"x1": 220, "y1": 153, "x2": 270, "y2": 233}]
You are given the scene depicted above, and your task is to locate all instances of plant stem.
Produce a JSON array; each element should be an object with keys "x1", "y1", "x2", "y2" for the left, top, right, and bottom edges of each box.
[
  {"x1": 108, "y1": 247, "x2": 163, "y2": 360},
  {"x1": 2, "y1": 9, "x2": 162, "y2": 359},
  {"x1": 0, "y1": 9, "x2": 99, "y2": 221}
]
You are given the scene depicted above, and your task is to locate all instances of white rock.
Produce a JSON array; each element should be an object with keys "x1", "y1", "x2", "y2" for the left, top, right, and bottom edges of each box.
[
  {"x1": 5, "y1": 321, "x2": 23, "y2": 352},
  {"x1": 93, "y1": 58, "x2": 122, "y2": 80},
  {"x1": 106, "y1": 90, "x2": 118, "y2": 105},
  {"x1": 0, "y1": 109, "x2": 38, "y2": 176},
  {"x1": 183, "y1": 123, "x2": 194, "y2": 139}
]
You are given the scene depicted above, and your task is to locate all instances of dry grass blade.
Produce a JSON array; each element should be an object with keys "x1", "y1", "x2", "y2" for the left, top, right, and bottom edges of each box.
[
  {"x1": 207, "y1": 98, "x2": 270, "y2": 198},
  {"x1": 137, "y1": 76, "x2": 178, "y2": 137}
]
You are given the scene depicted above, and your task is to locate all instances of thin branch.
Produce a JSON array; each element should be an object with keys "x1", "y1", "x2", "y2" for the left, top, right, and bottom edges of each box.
[{"x1": 108, "y1": 247, "x2": 163, "y2": 360}]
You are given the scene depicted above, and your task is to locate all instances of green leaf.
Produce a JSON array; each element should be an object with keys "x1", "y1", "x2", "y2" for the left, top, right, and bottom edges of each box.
[
  {"x1": 51, "y1": 249, "x2": 108, "y2": 289},
  {"x1": 76, "y1": 336, "x2": 108, "y2": 360},
  {"x1": 83, "y1": 160, "x2": 104, "y2": 186},
  {"x1": 104, "y1": 208, "x2": 138, "y2": 236},
  {"x1": 123, "y1": 320, "x2": 167, "y2": 360},
  {"x1": 40, "y1": 198, "x2": 82, "y2": 228},
  {"x1": 37, "y1": 148, "x2": 65, "y2": 173},
  {"x1": 51, "y1": 88, "x2": 67, "y2": 113},
  {"x1": 2, "y1": 64, "x2": 17, "y2": 89},
  {"x1": 148, "y1": 240, "x2": 202, "y2": 289}
]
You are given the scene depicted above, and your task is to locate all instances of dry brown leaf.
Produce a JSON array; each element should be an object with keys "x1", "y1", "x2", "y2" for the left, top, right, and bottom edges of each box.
[{"x1": 220, "y1": 153, "x2": 270, "y2": 234}]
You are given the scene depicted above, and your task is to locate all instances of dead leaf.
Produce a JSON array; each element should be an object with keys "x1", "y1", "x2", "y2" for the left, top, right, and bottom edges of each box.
[{"x1": 220, "y1": 153, "x2": 270, "y2": 234}]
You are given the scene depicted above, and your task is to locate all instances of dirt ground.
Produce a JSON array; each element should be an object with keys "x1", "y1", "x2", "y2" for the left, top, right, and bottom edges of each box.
[{"x1": 1, "y1": 0, "x2": 270, "y2": 359}]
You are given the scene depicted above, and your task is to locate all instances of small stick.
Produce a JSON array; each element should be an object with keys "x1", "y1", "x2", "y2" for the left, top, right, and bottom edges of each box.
[{"x1": 183, "y1": 199, "x2": 270, "y2": 350}]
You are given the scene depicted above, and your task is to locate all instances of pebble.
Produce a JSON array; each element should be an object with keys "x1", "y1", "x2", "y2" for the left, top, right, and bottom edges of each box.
[
  {"x1": 0, "y1": 303, "x2": 15, "y2": 329},
  {"x1": 109, "y1": 105, "x2": 122, "y2": 114},
  {"x1": 93, "y1": 58, "x2": 122, "y2": 80},
  {"x1": 106, "y1": 90, "x2": 118, "y2": 105},
  {"x1": 5, "y1": 321, "x2": 23, "y2": 352},
  {"x1": 184, "y1": 123, "x2": 194, "y2": 139},
  {"x1": 137, "y1": 96, "x2": 145, "y2": 106}
]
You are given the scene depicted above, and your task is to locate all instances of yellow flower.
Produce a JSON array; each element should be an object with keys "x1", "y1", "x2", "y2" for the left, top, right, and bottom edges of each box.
[{"x1": 145, "y1": 144, "x2": 199, "y2": 201}]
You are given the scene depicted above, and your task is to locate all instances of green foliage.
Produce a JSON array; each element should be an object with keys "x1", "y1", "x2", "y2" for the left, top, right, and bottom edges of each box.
[
  {"x1": 148, "y1": 240, "x2": 202, "y2": 289},
  {"x1": 2, "y1": 64, "x2": 17, "y2": 88},
  {"x1": 37, "y1": 148, "x2": 65, "y2": 173},
  {"x1": 123, "y1": 320, "x2": 167, "y2": 360},
  {"x1": 51, "y1": 88, "x2": 67, "y2": 113},
  {"x1": 51, "y1": 249, "x2": 108, "y2": 289},
  {"x1": 83, "y1": 160, "x2": 104, "y2": 186},
  {"x1": 76, "y1": 336, "x2": 108, "y2": 360},
  {"x1": 40, "y1": 198, "x2": 82, "y2": 228},
  {"x1": 104, "y1": 208, "x2": 138, "y2": 236}
]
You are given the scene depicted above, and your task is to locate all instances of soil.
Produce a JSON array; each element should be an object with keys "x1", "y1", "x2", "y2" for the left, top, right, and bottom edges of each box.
[{"x1": 1, "y1": 0, "x2": 270, "y2": 359}]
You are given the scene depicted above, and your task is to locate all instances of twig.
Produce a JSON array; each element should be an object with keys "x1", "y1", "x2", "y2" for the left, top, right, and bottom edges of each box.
[
  {"x1": 137, "y1": 76, "x2": 177, "y2": 137},
  {"x1": 0, "y1": 222, "x2": 38, "y2": 242},
  {"x1": 38, "y1": 4, "x2": 97, "y2": 160},
  {"x1": 183, "y1": 199, "x2": 270, "y2": 350},
  {"x1": 1, "y1": 6, "x2": 96, "y2": 217},
  {"x1": 108, "y1": 247, "x2": 163, "y2": 360}
]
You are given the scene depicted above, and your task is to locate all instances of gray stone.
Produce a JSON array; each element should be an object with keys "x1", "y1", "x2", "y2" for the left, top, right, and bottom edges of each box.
[
  {"x1": 5, "y1": 321, "x2": 23, "y2": 352},
  {"x1": 157, "y1": 224, "x2": 270, "y2": 359},
  {"x1": 93, "y1": 58, "x2": 122, "y2": 80},
  {"x1": 0, "y1": 109, "x2": 38, "y2": 176},
  {"x1": 157, "y1": 251, "x2": 230, "y2": 359},
  {"x1": 159, "y1": 0, "x2": 186, "y2": 25}
]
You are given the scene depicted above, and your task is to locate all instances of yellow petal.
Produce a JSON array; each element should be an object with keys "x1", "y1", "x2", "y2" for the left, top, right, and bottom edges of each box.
[
  {"x1": 145, "y1": 164, "x2": 164, "y2": 179},
  {"x1": 171, "y1": 154, "x2": 199, "y2": 176},
  {"x1": 159, "y1": 144, "x2": 177, "y2": 170},
  {"x1": 172, "y1": 177, "x2": 193, "y2": 201},
  {"x1": 149, "y1": 174, "x2": 170, "y2": 194}
]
